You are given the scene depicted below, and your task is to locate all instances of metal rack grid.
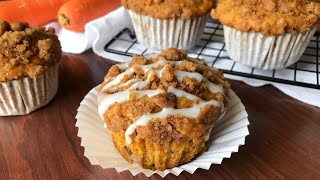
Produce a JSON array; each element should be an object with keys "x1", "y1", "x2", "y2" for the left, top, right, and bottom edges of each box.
[{"x1": 104, "y1": 20, "x2": 320, "y2": 90}]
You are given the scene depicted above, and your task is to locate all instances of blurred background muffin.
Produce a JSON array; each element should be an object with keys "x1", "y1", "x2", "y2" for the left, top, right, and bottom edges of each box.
[
  {"x1": 97, "y1": 48, "x2": 230, "y2": 170},
  {"x1": 212, "y1": 0, "x2": 320, "y2": 70},
  {"x1": 0, "y1": 20, "x2": 61, "y2": 116},
  {"x1": 122, "y1": 0, "x2": 214, "y2": 50}
]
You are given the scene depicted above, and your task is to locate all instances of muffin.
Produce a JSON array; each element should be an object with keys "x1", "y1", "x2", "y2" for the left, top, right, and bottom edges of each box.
[
  {"x1": 211, "y1": 0, "x2": 320, "y2": 70},
  {"x1": 122, "y1": 0, "x2": 214, "y2": 50},
  {"x1": 0, "y1": 20, "x2": 61, "y2": 116},
  {"x1": 97, "y1": 48, "x2": 230, "y2": 170}
]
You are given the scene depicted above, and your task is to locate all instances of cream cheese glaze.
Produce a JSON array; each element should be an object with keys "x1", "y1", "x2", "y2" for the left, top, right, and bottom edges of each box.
[
  {"x1": 98, "y1": 55, "x2": 225, "y2": 144},
  {"x1": 125, "y1": 100, "x2": 219, "y2": 144}
]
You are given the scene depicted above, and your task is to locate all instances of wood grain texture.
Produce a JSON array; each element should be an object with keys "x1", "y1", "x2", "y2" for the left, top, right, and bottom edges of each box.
[{"x1": 0, "y1": 50, "x2": 320, "y2": 179}]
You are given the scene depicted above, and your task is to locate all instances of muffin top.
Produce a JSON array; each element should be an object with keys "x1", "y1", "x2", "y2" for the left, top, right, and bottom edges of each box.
[
  {"x1": 122, "y1": 0, "x2": 214, "y2": 20},
  {"x1": 0, "y1": 20, "x2": 61, "y2": 82},
  {"x1": 211, "y1": 0, "x2": 320, "y2": 35},
  {"x1": 98, "y1": 48, "x2": 230, "y2": 146}
]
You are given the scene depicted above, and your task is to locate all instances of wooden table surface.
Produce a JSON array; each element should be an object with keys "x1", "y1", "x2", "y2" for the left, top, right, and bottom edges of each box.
[{"x1": 1, "y1": 50, "x2": 320, "y2": 179}]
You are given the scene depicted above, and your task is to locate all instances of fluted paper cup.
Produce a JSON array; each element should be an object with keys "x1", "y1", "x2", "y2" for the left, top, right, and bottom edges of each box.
[
  {"x1": 0, "y1": 64, "x2": 59, "y2": 116},
  {"x1": 224, "y1": 25, "x2": 317, "y2": 70},
  {"x1": 75, "y1": 86, "x2": 249, "y2": 177},
  {"x1": 129, "y1": 11, "x2": 208, "y2": 50}
]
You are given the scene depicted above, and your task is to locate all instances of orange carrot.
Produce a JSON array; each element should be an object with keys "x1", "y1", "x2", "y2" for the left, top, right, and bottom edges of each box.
[
  {"x1": 58, "y1": 0, "x2": 121, "y2": 32},
  {"x1": 0, "y1": 0, "x2": 70, "y2": 26}
]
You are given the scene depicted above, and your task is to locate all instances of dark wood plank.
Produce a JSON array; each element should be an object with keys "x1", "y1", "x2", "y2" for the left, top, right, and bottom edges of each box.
[{"x1": 0, "y1": 49, "x2": 319, "y2": 179}]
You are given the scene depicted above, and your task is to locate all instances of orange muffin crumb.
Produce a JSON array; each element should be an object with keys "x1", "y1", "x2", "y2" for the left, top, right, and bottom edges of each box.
[
  {"x1": 211, "y1": 0, "x2": 320, "y2": 35},
  {"x1": 122, "y1": 0, "x2": 214, "y2": 20},
  {"x1": 98, "y1": 48, "x2": 230, "y2": 170},
  {"x1": 0, "y1": 20, "x2": 61, "y2": 82}
]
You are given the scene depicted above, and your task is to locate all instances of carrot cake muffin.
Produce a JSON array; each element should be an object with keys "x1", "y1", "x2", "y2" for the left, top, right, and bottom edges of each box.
[
  {"x1": 0, "y1": 20, "x2": 61, "y2": 116},
  {"x1": 97, "y1": 48, "x2": 230, "y2": 170},
  {"x1": 211, "y1": 0, "x2": 320, "y2": 69},
  {"x1": 122, "y1": 0, "x2": 214, "y2": 50}
]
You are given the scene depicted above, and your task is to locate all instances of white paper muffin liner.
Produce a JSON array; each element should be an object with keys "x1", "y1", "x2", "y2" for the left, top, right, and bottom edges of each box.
[
  {"x1": 224, "y1": 25, "x2": 317, "y2": 70},
  {"x1": 75, "y1": 86, "x2": 249, "y2": 177},
  {"x1": 0, "y1": 64, "x2": 59, "y2": 116},
  {"x1": 129, "y1": 11, "x2": 208, "y2": 50}
]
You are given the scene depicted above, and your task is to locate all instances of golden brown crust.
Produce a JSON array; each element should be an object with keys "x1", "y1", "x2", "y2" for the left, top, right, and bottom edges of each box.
[
  {"x1": 111, "y1": 116, "x2": 210, "y2": 170},
  {"x1": 122, "y1": 0, "x2": 214, "y2": 20},
  {"x1": 0, "y1": 20, "x2": 61, "y2": 82},
  {"x1": 99, "y1": 48, "x2": 230, "y2": 170},
  {"x1": 211, "y1": 0, "x2": 320, "y2": 35}
]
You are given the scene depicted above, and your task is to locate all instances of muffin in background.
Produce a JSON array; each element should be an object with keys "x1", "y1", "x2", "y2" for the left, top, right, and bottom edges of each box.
[
  {"x1": 122, "y1": 0, "x2": 214, "y2": 50},
  {"x1": 97, "y1": 48, "x2": 230, "y2": 170},
  {"x1": 0, "y1": 20, "x2": 61, "y2": 116},
  {"x1": 211, "y1": 0, "x2": 320, "y2": 70}
]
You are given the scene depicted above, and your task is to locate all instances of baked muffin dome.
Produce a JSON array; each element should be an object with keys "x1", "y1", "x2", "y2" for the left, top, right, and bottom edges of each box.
[
  {"x1": 0, "y1": 20, "x2": 61, "y2": 82},
  {"x1": 211, "y1": 0, "x2": 320, "y2": 35},
  {"x1": 122, "y1": 0, "x2": 214, "y2": 20},
  {"x1": 0, "y1": 20, "x2": 61, "y2": 116},
  {"x1": 97, "y1": 48, "x2": 230, "y2": 170}
]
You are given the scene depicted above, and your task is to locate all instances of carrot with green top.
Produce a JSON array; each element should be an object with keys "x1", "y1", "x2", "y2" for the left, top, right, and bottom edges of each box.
[{"x1": 58, "y1": 0, "x2": 121, "y2": 32}]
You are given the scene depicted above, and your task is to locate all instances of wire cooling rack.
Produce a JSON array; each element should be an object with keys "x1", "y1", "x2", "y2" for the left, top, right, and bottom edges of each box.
[{"x1": 104, "y1": 20, "x2": 320, "y2": 90}]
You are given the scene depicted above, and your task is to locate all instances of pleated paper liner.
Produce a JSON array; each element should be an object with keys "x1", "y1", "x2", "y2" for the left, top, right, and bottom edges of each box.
[
  {"x1": 129, "y1": 11, "x2": 208, "y2": 50},
  {"x1": 224, "y1": 25, "x2": 317, "y2": 70},
  {"x1": 76, "y1": 86, "x2": 249, "y2": 177},
  {"x1": 0, "y1": 64, "x2": 59, "y2": 116}
]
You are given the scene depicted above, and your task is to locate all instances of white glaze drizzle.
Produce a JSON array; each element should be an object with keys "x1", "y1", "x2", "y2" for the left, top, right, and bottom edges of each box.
[
  {"x1": 140, "y1": 60, "x2": 167, "y2": 71},
  {"x1": 175, "y1": 71, "x2": 223, "y2": 93},
  {"x1": 205, "y1": 79, "x2": 224, "y2": 94},
  {"x1": 127, "y1": 81, "x2": 150, "y2": 90},
  {"x1": 127, "y1": 70, "x2": 156, "y2": 90},
  {"x1": 98, "y1": 56, "x2": 225, "y2": 144},
  {"x1": 175, "y1": 70, "x2": 203, "y2": 82},
  {"x1": 98, "y1": 90, "x2": 131, "y2": 117},
  {"x1": 118, "y1": 78, "x2": 140, "y2": 88},
  {"x1": 97, "y1": 89, "x2": 165, "y2": 118},
  {"x1": 125, "y1": 100, "x2": 219, "y2": 144},
  {"x1": 110, "y1": 60, "x2": 221, "y2": 93},
  {"x1": 108, "y1": 78, "x2": 140, "y2": 92},
  {"x1": 101, "y1": 68, "x2": 135, "y2": 91},
  {"x1": 143, "y1": 53, "x2": 157, "y2": 60},
  {"x1": 167, "y1": 86, "x2": 200, "y2": 101},
  {"x1": 186, "y1": 57, "x2": 206, "y2": 65},
  {"x1": 102, "y1": 60, "x2": 167, "y2": 92},
  {"x1": 116, "y1": 62, "x2": 130, "y2": 70}
]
